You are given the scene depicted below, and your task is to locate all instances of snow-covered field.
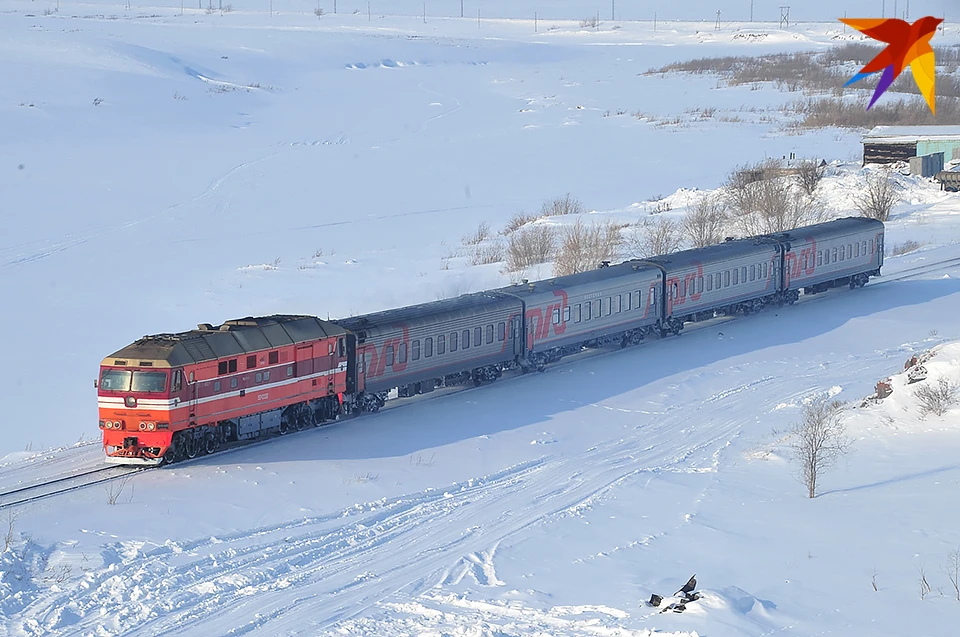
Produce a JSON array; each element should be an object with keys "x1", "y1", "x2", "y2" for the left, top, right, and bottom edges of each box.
[{"x1": 4, "y1": 2, "x2": 960, "y2": 635}]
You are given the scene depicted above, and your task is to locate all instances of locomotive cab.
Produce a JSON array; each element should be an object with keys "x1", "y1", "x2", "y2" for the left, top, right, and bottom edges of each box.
[{"x1": 97, "y1": 360, "x2": 181, "y2": 465}]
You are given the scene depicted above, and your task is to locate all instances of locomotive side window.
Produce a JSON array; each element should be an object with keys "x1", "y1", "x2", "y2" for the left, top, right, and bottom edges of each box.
[
  {"x1": 398, "y1": 342, "x2": 407, "y2": 364},
  {"x1": 255, "y1": 372, "x2": 263, "y2": 383},
  {"x1": 247, "y1": 355, "x2": 256, "y2": 369},
  {"x1": 287, "y1": 366, "x2": 293, "y2": 377},
  {"x1": 228, "y1": 359, "x2": 237, "y2": 373},
  {"x1": 338, "y1": 337, "x2": 346, "y2": 357},
  {"x1": 575, "y1": 304, "x2": 582, "y2": 323},
  {"x1": 412, "y1": 339, "x2": 421, "y2": 361},
  {"x1": 230, "y1": 377, "x2": 238, "y2": 389},
  {"x1": 486, "y1": 325, "x2": 494, "y2": 344},
  {"x1": 386, "y1": 345, "x2": 395, "y2": 366},
  {"x1": 214, "y1": 381, "x2": 221, "y2": 392},
  {"x1": 189, "y1": 371, "x2": 195, "y2": 383},
  {"x1": 264, "y1": 370, "x2": 270, "y2": 381},
  {"x1": 218, "y1": 361, "x2": 228, "y2": 375},
  {"x1": 497, "y1": 322, "x2": 505, "y2": 341},
  {"x1": 425, "y1": 337, "x2": 434, "y2": 357},
  {"x1": 172, "y1": 370, "x2": 182, "y2": 392},
  {"x1": 269, "y1": 351, "x2": 279, "y2": 365},
  {"x1": 672, "y1": 282, "x2": 678, "y2": 299}
]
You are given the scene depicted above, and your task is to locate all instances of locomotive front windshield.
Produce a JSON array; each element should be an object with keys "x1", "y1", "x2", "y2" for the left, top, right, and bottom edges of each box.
[{"x1": 99, "y1": 369, "x2": 168, "y2": 393}]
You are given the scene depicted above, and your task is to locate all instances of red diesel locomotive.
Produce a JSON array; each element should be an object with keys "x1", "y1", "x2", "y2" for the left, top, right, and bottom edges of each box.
[{"x1": 97, "y1": 315, "x2": 350, "y2": 465}]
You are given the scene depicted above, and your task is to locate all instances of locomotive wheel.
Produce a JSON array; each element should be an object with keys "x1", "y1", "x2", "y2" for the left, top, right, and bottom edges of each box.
[
  {"x1": 185, "y1": 435, "x2": 199, "y2": 459},
  {"x1": 204, "y1": 434, "x2": 217, "y2": 455},
  {"x1": 279, "y1": 419, "x2": 289, "y2": 435}
]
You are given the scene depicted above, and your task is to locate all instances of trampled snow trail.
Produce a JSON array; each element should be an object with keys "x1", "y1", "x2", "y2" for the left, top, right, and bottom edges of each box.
[{"x1": 11, "y1": 390, "x2": 748, "y2": 636}]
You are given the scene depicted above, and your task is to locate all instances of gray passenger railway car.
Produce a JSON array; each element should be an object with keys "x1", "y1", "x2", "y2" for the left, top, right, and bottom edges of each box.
[
  {"x1": 334, "y1": 293, "x2": 523, "y2": 411},
  {"x1": 775, "y1": 217, "x2": 884, "y2": 293},
  {"x1": 639, "y1": 238, "x2": 785, "y2": 334},
  {"x1": 494, "y1": 261, "x2": 663, "y2": 371}
]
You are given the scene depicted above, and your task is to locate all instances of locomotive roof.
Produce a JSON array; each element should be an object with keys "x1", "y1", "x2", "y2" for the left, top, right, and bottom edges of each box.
[
  {"x1": 494, "y1": 259, "x2": 661, "y2": 300},
  {"x1": 102, "y1": 315, "x2": 347, "y2": 368},
  {"x1": 334, "y1": 292, "x2": 520, "y2": 332}
]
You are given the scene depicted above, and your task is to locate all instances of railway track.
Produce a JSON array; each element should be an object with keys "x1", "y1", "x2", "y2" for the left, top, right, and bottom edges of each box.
[
  {"x1": 0, "y1": 465, "x2": 149, "y2": 510},
  {"x1": 6, "y1": 250, "x2": 959, "y2": 509}
]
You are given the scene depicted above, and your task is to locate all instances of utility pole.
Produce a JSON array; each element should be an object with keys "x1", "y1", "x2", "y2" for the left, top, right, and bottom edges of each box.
[
  {"x1": 478, "y1": 8, "x2": 480, "y2": 28},
  {"x1": 333, "y1": 0, "x2": 336, "y2": 13},
  {"x1": 534, "y1": 11, "x2": 537, "y2": 32},
  {"x1": 368, "y1": 1, "x2": 371, "y2": 21},
  {"x1": 460, "y1": 0, "x2": 463, "y2": 18},
  {"x1": 654, "y1": 12, "x2": 657, "y2": 31},
  {"x1": 750, "y1": 0, "x2": 753, "y2": 21},
  {"x1": 882, "y1": 0, "x2": 885, "y2": 18},
  {"x1": 611, "y1": 0, "x2": 615, "y2": 21},
  {"x1": 422, "y1": 2, "x2": 425, "y2": 23},
  {"x1": 269, "y1": 0, "x2": 272, "y2": 16},
  {"x1": 906, "y1": 0, "x2": 909, "y2": 20},
  {"x1": 715, "y1": 10, "x2": 720, "y2": 30}
]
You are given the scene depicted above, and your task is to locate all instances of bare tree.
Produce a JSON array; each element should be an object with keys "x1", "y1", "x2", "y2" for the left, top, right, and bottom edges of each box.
[
  {"x1": 944, "y1": 547, "x2": 960, "y2": 601},
  {"x1": 789, "y1": 396, "x2": 852, "y2": 498},
  {"x1": 4, "y1": 509, "x2": 20, "y2": 551},
  {"x1": 505, "y1": 223, "x2": 558, "y2": 272},
  {"x1": 724, "y1": 158, "x2": 782, "y2": 219},
  {"x1": 855, "y1": 170, "x2": 898, "y2": 221},
  {"x1": 795, "y1": 159, "x2": 826, "y2": 196},
  {"x1": 553, "y1": 219, "x2": 624, "y2": 276},
  {"x1": 628, "y1": 216, "x2": 682, "y2": 258},
  {"x1": 683, "y1": 193, "x2": 727, "y2": 248},
  {"x1": 915, "y1": 376, "x2": 959, "y2": 417}
]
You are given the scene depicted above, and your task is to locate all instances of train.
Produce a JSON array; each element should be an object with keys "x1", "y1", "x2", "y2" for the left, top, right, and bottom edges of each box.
[{"x1": 96, "y1": 216, "x2": 884, "y2": 465}]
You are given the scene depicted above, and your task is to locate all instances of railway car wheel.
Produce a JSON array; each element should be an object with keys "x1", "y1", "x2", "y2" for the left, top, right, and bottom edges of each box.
[
  {"x1": 204, "y1": 434, "x2": 217, "y2": 455},
  {"x1": 185, "y1": 435, "x2": 199, "y2": 459}
]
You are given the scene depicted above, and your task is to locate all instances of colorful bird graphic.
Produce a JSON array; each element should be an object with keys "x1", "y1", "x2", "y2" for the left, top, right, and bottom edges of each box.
[{"x1": 839, "y1": 16, "x2": 943, "y2": 114}]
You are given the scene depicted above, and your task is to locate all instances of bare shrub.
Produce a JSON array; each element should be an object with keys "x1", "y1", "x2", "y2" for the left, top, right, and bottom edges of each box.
[
  {"x1": 855, "y1": 171, "x2": 899, "y2": 222},
  {"x1": 889, "y1": 240, "x2": 922, "y2": 256},
  {"x1": 502, "y1": 211, "x2": 542, "y2": 235},
  {"x1": 553, "y1": 219, "x2": 624, "y2": 276},
  {"x1": 795, "y1": 159, "x2": 826, "y2": 196},
  {"x1": 462, "y1": 221, "x2": 492, "y2": 246},
  {"x1": 105, "y1": 475, "x2": 133, "y2": 505},
  {"x1": 789, "y1": 396, "x2": 852, "y2": 498},
  {"x1": 724, "y1": 159, "x2": 782, "y2": 219},
  {"x1": 506, "y1": 224, "x2": 558, "y2": 272},
  {"x1": 919, "y1": 564, "x2": 933, "y2": 600},
  {"x1": 540, "y1": 194, "x2": 584, "y2": 217},
  {"x1": 4, "y1": 510, "x2": 20, "y2": 551},
  {"x1": 470, "y1": 241, "x2": 505, "y2": 266},
  {"x1": 728, "y1": 173, "x2": 825, "y2": 236},
  {"x1": 914, "y1": 376, "x2": 959, "y2": 417},
  {"x1": 314, "y1": 7, "x2": 324, "y2": 16},
  {"x1": 579, "y1": 16, "x2": 598, "y2": 28},
  {"x1": 628, "y1": 216, "x2": 682, "y2": 258},
  {"x1": 683, "y1": 193, "x2": 727, "y2": 248}
]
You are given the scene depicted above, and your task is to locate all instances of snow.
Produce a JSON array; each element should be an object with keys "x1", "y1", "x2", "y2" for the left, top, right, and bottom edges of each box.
[{"x1": 3, "y1": 3, "x2": 960, "y2": 636}]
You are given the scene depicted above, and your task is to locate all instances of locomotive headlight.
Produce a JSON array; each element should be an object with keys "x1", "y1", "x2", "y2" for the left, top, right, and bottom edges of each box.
[
  {"x1": 147, "y1": 422, "x2": 156, "y2": 431},
  {"x1": 139, "y1": 422, "x2": 147, "y2": 431}
]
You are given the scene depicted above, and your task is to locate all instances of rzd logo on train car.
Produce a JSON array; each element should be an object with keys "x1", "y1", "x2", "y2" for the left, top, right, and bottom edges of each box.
[
  {"x1": 526, "y1": 290, "x2": 569, "y2": 344},
  {"x1": 363, "y1": 324, "x2": 411, "y2": 379}
]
